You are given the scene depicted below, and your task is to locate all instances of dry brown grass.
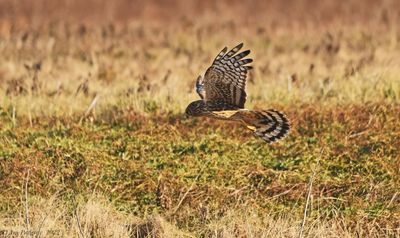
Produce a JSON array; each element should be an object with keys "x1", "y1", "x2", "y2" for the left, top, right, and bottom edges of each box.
[
  {"x1": 1, "y1": 194, "x2": 398, "y2": 237},
  {"x1": 0, "y1": 1, "x2": 399, "y2": 118}
]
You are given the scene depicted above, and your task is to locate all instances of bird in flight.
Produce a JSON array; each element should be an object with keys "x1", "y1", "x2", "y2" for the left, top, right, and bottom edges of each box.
[{"x1": 185, "y1": 43, "x2": 290, "y2": 143}]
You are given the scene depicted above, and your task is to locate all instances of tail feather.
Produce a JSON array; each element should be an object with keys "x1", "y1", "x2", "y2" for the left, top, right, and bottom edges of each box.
[
  {"x1": 212, "y1": 108, "x2": 290, "y2": 143},
  {"x1": 241, "y1": 109, "x2": 290, "y2": 143}
]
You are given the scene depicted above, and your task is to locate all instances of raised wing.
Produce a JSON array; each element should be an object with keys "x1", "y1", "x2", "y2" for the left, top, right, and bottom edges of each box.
[{"x1": 203, "y1": 43, "x2": 253, "y2": 109}]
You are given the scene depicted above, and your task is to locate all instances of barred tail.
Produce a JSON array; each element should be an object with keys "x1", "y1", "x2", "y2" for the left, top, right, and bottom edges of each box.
[{"x1": 243, "y1": 109, "x2": 290, "y2": 143}]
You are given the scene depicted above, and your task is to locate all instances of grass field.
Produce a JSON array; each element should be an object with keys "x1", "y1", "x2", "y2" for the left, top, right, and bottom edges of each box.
[{"x1": 0, "y1": 0, "x2": 400, "y2": 237}]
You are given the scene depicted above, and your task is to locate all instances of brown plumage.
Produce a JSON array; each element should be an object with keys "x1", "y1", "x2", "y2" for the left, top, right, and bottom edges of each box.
[{"x1": 185, "y1": 43, "x2": 290, "y2": 143}]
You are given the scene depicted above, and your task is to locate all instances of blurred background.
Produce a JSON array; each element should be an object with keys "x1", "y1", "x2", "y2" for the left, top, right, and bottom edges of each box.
[
  {"x1": 1, "y1": 0, "x2": 399, "y2": 29},
  {"x1": 1, "y1": 0, "x2": 399, "y2": 117}
]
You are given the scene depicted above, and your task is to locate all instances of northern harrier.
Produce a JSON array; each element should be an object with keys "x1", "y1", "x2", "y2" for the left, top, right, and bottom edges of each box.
[{"x1": 185, "y1": 43, "x2": 290, "y2": 143}]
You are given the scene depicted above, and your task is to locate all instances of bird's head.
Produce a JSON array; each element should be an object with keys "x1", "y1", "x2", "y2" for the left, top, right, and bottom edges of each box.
[{"x1": 185, "y1": 100, "x2": 206, "y2": 117}]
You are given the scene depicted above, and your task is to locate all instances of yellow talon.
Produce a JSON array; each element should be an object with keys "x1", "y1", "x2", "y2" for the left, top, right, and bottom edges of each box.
[{"x1": 246, "y1": 125, "x2": 256, "y2": 131}]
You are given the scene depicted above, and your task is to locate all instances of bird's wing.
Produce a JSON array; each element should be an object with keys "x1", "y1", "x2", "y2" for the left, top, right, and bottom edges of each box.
[{"x1": 203, "y1": 43, "x2": 253, "y2": 109}]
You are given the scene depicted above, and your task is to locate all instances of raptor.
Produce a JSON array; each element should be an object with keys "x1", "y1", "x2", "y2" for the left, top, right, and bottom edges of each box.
[{"x1": 185, "y1": 43, "x2": 290, "y2": 143}]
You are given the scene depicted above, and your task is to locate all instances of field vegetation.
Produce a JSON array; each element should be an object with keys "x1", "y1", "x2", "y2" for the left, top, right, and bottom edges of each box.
[{"x1": 0, "y1": 0, "x2": 399, "y2": 237}]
